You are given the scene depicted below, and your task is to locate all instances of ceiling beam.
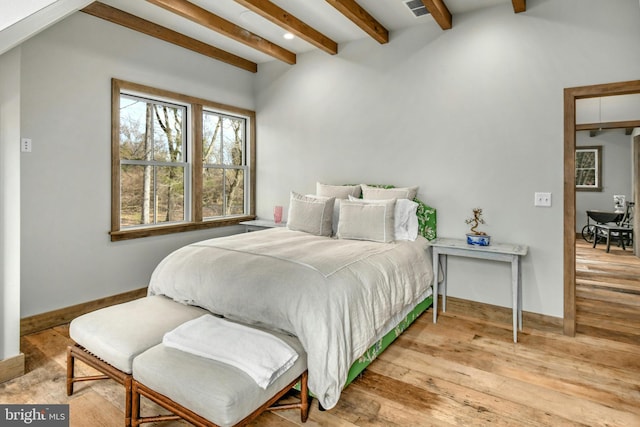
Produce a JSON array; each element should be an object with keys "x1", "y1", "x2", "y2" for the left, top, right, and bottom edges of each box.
[
  {"x1": 325, "y1": 0, "x2": 388, "y2": 44},
  {"x1": 590, "y1": 127, "x2": 637, "y2": 137},
  {"x1": 147, "y1": 0, "x2": 296, "y2": 64},
  {"x1": 576, "y1": 120, "x2": 640, "y2": 132},
  {"x1": 235, "y1": 0, "x2": 338, "y2": 55},
  {"x1": 81, "y1": 2, "x2": 257, "y2": 73},
  {"x1": 421, "y1": 0, "x2": 452, "y2": 30},
  {"x1": 512, "y1": 0, "x2": 526, "y2": 13}
]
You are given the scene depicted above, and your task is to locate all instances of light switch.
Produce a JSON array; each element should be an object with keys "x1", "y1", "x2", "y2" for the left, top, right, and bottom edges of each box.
[
  {"x1": 534, "y1": 192, "x2": 552, "y2": 207},
  {"x1": 21, "y1": 138, "x2": 32, "y2": 153}
]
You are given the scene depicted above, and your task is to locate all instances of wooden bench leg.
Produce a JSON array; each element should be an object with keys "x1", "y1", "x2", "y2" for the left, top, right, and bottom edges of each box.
[
  {"x1": 300, "y1": 370, "x2": 309, "y2": 422},
  {"x1": 66, "y1": 346, "x2": 75, "y2": 396},
  {"x1": 131, "y1": 381, "x2": 141, "y2": 427},
  {"x1": 125, "y1": 377, "x2": 133, "y2": 427},
  {"x1": 66, "y1": 345, "x2": 132, "y2": 427}
]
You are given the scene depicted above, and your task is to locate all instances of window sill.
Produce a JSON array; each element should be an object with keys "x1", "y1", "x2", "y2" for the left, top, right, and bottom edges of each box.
[{"x1": 110, "y1": 216, "x2": 256, "y2": 242}]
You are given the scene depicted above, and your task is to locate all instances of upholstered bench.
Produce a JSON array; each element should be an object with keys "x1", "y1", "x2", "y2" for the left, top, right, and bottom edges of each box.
[
  {"x1": 131, "y1": 326, "x2": 309, "y2": 427},
  {"x1": 67, "y1": 295, "x2": 209, "y2": 426}
]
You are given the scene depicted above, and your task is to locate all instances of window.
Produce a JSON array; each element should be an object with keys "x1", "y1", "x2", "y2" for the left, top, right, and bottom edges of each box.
[
  {"x1": 111, "y1": 79, "x2": 255, "y2": 241},
  {"x1": 575, "y1": 146, "x2": 602, "y2": 192},
  {"x1": 119, "y1": 95, "x2": 188, "y2": 227},
  {"x1": 201, "y1": 111, "x2": 247, "y2": 218}
]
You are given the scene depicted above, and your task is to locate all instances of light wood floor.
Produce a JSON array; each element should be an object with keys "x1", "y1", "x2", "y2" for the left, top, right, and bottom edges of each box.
[
  {"x1": 576, "y1": 237, "x2": 640, "y2": 344},
  {"x1": 2, "y1": 246, "x2": 639, "y2": 426}
]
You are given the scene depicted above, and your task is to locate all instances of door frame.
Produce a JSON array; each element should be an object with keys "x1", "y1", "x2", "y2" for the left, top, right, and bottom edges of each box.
[
  {"x1": 563, "y1": 79, "x2": 640, "y2": 336},
  {"x1": 634, "y1": 135, "x2": 640, "y2": 256}
]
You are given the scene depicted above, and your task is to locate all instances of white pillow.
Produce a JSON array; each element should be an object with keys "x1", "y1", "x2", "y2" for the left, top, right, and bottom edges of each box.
[
  {"x1": 394, "y1": 199, "x2": 419, "y2": 241},
  {"x1": 316, "y1": 183, "x2": 362, "y2": 236},
  {"x1": 349, "y1": 196, "x2": 418, "y2": 241},
  {"x1": 337, "y1": 198, "x2": 396, "y2": 243},
  {"x1": 287, "y1": 192, "x2": 335, "y2": 237},
  {"x1": 361, "y1": 184, "x2": 419, "y2": 201},
  {"x1": 316, "y1": 182, "x2": 362, "y2": 199}
]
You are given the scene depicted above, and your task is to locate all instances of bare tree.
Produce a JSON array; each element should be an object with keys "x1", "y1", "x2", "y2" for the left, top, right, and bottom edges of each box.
[
  {"x1": 225, "y1": 120, "x2": 243, "y2": 215},
  {"x1": 204, "y1": 118, "x2": 221, "y2": 163},
  {"x1": 154, "y1": 105, "x2": 183, "y2": 221}
]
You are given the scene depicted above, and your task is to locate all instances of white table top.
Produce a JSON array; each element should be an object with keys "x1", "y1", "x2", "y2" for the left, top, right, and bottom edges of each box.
[
  {"x1": 430, "y1": 237, "x2": 528, "y2": 256},
  {"x1": 239, "y1": 219, "x2": 287, "y2": 227}
]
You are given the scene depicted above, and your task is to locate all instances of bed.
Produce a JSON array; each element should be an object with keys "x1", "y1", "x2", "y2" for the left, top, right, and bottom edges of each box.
[{"x1": 147, "y1": 184, "x2": 437, "y2": 410}]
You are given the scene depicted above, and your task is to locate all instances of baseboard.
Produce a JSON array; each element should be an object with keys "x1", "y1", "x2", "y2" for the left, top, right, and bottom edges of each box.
[
  {"x1": 19, "y1": 288, "x2": 563, "y2": 337},
  {"x1": 444, "y1": 296, "x2": 563, "y2": 333},
  {"x1": 20, "y1": 287, "x2": 148, "y2": 336},
  {"x1": 0, "y1": 353, "x2": 25, "y2": 383}
]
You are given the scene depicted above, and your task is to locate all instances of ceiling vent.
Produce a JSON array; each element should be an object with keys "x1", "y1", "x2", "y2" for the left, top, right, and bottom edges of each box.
[{"x1": 404, "y1": 0, "x2": 430, "y2": 17}]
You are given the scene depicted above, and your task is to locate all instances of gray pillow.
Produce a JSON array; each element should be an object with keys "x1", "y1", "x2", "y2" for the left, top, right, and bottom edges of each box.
[
  {"x1": 316, "y1": 183, "x2": 362, "y2": 236},
  {"x1": 361, "y1": 184, "x2": 418, "y2": 201},
  {"x1": 337, "y1": 199, "x2": 396, "y2": 243},
  {"x1": 286, "y1": 192, "x2": 335, "y2": 237},
  {"x1": 316, "y1": 182, "x2": 362, "y2": 199}
]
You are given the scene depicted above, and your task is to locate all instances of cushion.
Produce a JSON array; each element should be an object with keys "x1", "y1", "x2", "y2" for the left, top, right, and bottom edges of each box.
[
  {"x1": 415, "y1": 198, "x2": 437, "y2": 241},
  {"x1": 337, "y1": 198, "x2": 396, "y2": 243},
  {"x1": 316, "y1": 184, "x2": 362, "y2": 236},
  {"x1": 133, "y1": 326, "x2": 307, "y2": 427},
  {"x1": 348, "y1": 196, "x2": 418, "y2": 241},
  {"x1": 358, "y1": 184, "x2": 436, "y2": 241},
  {"x1": 394, "y1": 198, "x2": 419, "y2": 241},
  {"x1": 286, "y1": 192, "x2": 335, "y2": 237},
  {"x1": 316, "y1": 182, "x2": 362, "y2": 199},
  {"x1": 361, "y1": 184, "x2": 419, "y2": 201},
  {"x1": 69, "y1": 295, "x2": 208, "y2": 373}
]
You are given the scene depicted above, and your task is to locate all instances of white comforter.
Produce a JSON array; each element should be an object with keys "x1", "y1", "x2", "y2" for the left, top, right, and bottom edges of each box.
[{"x1": 148, "y1": 227, "x2": 433, "y2": 409}]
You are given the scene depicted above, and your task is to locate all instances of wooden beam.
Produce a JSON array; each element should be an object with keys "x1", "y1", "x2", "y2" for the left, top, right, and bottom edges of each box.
[
  {"x1": 147, "y1": 0, "x2": 296, "y2": 64},
  {"x1": 325, "y1": 0, "x2": 388, "y2": 44},
  {"x1": 421, "y1": 0, "x2": 452, "y2": 30},
  {"x1": 575, "y1": 120, "x2": 640, "y2": 132},
  {"x1": 235, "y1": 0, "x2": 338, "y2": 55},
  {"x1": 512, "y1": 0, "x2": 526, "y2": 13},
  {"x1": 81, "y1": 2, "x2": 257, "y2": 73}
]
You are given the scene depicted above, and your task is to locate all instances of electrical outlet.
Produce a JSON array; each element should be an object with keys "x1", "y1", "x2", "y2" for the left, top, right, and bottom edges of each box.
[
  {"x1": 534, "y1": 192, "x2": 552, "y2": 207},
  {"x1": 21, "y1": 138, "x2": 32, "y2": 153}
]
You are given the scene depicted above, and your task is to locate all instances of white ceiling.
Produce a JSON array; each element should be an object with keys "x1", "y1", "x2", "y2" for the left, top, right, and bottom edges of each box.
[{"x1": 99, "y1": 0, "x2": 513, "y2": 64}]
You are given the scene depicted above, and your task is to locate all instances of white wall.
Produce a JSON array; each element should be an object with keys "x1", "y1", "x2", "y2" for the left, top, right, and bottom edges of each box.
[
  {"x1": 0, "y1": 0, "x2": 93, "y2": 56},
  {"x1": 0, "y1": 47, "x2": 21, "y2": 360},
  {"x1": 576, "y1": 130, "x2": 633, "y2": 232},
  {"x1": 255, "y1": 0, "x2": 640, "y2": 317},
  {"x1": 1, "y1": 0, "x2": 58, "y2": 30},
  {"x1": 18, "y1": 12, "x2": 254, "y2": 317}
]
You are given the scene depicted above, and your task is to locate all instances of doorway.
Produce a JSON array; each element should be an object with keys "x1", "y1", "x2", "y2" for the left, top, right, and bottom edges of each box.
[{"x1": 563, "y1": 80, "x2": 640, "y2": 336}]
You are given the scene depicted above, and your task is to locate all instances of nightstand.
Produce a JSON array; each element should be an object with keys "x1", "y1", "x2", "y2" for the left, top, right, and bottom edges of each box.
[
  {"x1": 239, "y1": 219, "x2": 286, "y2": 232},
  {"x1": 430, "y1": 237, "x2": 528, "y2": 342}
]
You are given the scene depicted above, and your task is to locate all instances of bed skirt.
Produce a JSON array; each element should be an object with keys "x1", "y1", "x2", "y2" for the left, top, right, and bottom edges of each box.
[
  {"x1": 344, "y1": 294, "x2": 432, "y2": 386},
  {"x1": 296, "y1": 294, "x2": 432, "y2": 396}
]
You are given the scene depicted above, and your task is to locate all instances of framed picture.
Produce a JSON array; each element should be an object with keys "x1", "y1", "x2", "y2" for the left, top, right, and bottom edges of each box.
[{"x1": 575, "y1": 146, "x2": 602, "y2": 192}]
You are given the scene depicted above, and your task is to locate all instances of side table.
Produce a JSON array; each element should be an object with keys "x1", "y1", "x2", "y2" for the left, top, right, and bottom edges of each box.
[
  {"x1": 430, "y1": 237, "x2": 528, "y2": 343},
  {"x1": 239, "y1": 219, "x2": 286, "y2": 232}
]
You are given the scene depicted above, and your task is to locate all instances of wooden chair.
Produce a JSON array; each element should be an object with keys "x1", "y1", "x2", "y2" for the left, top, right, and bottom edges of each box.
[{"x1": 593, "y1": 202, "x2": 634, "y2": 253}]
